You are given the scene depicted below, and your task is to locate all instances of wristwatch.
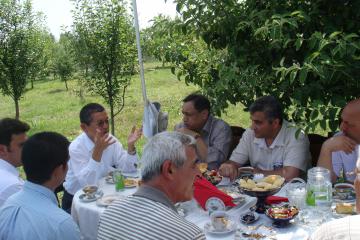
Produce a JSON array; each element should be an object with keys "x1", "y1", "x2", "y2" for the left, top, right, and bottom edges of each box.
[{"x1": 194, "y1": 134, "x2": 201, "y2": 140}]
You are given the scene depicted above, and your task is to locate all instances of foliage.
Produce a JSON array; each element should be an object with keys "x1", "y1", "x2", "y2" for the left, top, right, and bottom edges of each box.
[
  {"x1": 53, "y1": 32, "x2": 75, "y2": 90},
  {"x1": 170, "y1": 0, "x2": 360, "y2": 133},
  {"x1": 0, "y1": 0, "x2": 47, "y2": 119},
  {"x1": 71, "y1": 0, "x2": 137, "y2": 135}
]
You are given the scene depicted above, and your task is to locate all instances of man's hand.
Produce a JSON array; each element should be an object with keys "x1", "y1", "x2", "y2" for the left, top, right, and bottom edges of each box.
[
  {"x1": 127, "y1": 126, "x2": 142, "y2": 153},
  {"x1": 93, "y1": 129, "x2": 116, "y2": 162},
  {"x1": 323, "y1": 135, "x2": 357, "y2": 154},
  {"x1": 219, "y1": 163, "x2": 238, "y2": 181},
  {"x1": 176, "y1": 127, "x2": 199, "y2": 138}
]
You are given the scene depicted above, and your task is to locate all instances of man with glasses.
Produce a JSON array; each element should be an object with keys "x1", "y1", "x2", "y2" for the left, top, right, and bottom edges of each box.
[
  {"x1": 0, "y1": 118, "x2": 30, "y2": 206},
  {"x1": 175, "y1": 93, "x2": 232, "y2": 170},
  {"x1": 62, "y1": 103, "x2": 142, "y2": 213}
]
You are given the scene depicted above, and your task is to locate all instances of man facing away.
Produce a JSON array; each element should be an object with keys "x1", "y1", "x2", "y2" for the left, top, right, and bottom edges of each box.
[
  {"x1": 175, "y1": 93, "x2": 232, "y2": 170},
  {"x1": 97, "y1": 131, "x2": 206, "y2": 240},
  {"x1": 318, "y1": 98, "x2": 360, "y2": 183},
  {"x1": 62, "y1": 103, "x2": 142, "y2": 213},
  {"x1": 0, "y1": 132, "x2": 80, "y2": 240},
  {"x1": 0, "y1": 118, "x2": 29, "y2": 207},
  {"x1": 219, "y1": 96, "x2": 311, "y2": 181}
]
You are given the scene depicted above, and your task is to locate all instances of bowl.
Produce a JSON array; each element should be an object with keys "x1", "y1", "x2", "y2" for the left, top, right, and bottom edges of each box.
[
  {"x1": 334, "y1": 183, "x2": 355, "y2": 200},
  {"x1": 265, "y1": 204, "x2": 299, "y2": 228},
  {"x1": 82, "y1": 185, "x2": 98, "y2": 198},
  {"x1": 239, "y1": 211, "x2": 259, "y2": 224}
]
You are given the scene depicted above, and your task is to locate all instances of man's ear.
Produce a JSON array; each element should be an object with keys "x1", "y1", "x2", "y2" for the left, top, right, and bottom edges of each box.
[
  {"x1": 0, "y1": 144, "x2": 8, "y2": 158},
  {"x1": 161, "y1": 160, "x2": 175, "y2": 180},
  {"x1": 272, "y1": 118, "x2": 280, "y2": 127},
  {"x1": 200, "y1": 109, "x2": 209, "y2": 120},
  {"x1": 80, "y1": 123, "x2": 87, "y2": 132}
]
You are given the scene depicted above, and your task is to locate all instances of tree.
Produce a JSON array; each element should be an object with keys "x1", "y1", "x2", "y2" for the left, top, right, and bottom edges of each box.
[
  {"x1": 0, "y1": 0, "x2": 46, "y2": 119},
  {"x1": 72, "y1": 0, "x2": 137, "y2": 135},
  {"x1": 53, "y1": 32, "x2": 75, "y2": 90},
  {"x1": 172, "y1": 0, "x2": 360, "y2": 134}
]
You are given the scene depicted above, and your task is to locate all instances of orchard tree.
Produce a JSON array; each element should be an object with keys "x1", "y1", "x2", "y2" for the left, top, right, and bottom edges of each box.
[
  {"x1": 72, "y1": 0, "x2": 137, "y2": 135},
  {"x1": 172, "y1": 0, "x2": 360, "y2": 134},
  {"x1": 0, "y1": 0, "x2": 46, "y2": 119},
  {"x1": 53, "y1": 32, "x2": 75, "y2": 90}
]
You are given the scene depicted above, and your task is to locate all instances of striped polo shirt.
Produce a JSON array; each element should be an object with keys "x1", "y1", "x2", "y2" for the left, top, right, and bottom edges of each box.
[{"x1": 97, "y1": 185, "x2": 206, "y2": 240}]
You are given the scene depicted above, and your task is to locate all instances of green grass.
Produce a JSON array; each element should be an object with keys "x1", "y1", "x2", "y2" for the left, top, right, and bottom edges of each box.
[{"x1": 0, "y1": 61, "x2": 249, "y2": 152}]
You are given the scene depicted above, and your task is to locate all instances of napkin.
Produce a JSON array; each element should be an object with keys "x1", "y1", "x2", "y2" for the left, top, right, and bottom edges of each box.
[
  {"x1": 265, "y1": 196, "x2": 289, "y2": 205},
  {"x1": 193, "y1": 177, "x2": 236, "y2": 210}
]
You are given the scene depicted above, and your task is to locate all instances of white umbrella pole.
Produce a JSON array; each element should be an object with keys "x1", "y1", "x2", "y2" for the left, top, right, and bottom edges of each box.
[{"x1": 132, "y1": 0, "x2": 147, "y2": 104}]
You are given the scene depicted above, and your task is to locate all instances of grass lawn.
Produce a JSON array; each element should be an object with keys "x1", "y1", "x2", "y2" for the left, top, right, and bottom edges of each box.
[{"x1": 0, "y1": 61, "x2": 250, "y2": 154}]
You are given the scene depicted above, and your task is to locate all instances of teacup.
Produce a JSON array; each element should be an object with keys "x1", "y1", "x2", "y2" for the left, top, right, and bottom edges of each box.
[
  {"x1": 82, "y1": 185, "x2": 98, "y2": 198},
  {"x1": 210, "y1": 211, "x2": 229, "y2": 231}
]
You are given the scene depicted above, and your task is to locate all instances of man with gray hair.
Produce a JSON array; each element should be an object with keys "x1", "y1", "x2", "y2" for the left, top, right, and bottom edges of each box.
[
  {"x1": 220, "y1": 96, "x2": 311, "y2": 181},
  {"x1": 97, "y1": 131, "x2": 205, "y2": 240}
]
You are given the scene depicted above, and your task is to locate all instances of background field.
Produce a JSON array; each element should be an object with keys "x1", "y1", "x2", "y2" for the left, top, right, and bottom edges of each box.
[{"x1": 0, "y1": 61, "x2": 250, "y2": 153}]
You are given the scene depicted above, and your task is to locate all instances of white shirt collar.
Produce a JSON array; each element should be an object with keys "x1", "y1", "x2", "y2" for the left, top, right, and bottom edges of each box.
[
  {"x1": 0, "y1": 158, "x2": 20, "y2": 177},
  {"x1": 253, "y1": 120, "x2": 288, "y2": 149},
  {"x1": 81, "y1": 132, "x2": 95, "y2": 152}
]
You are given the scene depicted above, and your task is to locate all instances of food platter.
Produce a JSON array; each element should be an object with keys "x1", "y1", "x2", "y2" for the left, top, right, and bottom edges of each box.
[{"x1": 265, "y1": 204, "x2": 299, "y2": 228}]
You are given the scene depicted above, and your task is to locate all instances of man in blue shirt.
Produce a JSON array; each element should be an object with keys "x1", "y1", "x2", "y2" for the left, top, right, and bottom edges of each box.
[{"x1": 0, "y1": 132, "x2": 80, "y2": 240}]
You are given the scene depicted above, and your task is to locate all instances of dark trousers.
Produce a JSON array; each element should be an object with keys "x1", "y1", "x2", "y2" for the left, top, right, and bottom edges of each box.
[{"x1": 62, "y1": 189, "x2": 74, "y2": 214}]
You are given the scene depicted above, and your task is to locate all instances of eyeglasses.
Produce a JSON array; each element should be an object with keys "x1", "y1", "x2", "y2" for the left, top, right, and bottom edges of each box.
[{"x1": 93, "y1": 119, "x2": 109, "y2": 128}]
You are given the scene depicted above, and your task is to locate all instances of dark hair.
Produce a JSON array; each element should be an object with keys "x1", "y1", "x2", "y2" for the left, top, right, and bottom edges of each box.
[
  {"x1": 22, "y1": 132, "x2": 70, "y2": 185},
  {"x1": 249, "y1": 96, "x2": 283, "y2": 124},
  {"x1": 183, "y1": 93, "x2": 210, "y2": 113},
  {"x1": 80, "y1": 103, "x2": 105, "y2": 125},
  {"x1": 0, "y1": 118, "x2": 30, "y2": 146}
]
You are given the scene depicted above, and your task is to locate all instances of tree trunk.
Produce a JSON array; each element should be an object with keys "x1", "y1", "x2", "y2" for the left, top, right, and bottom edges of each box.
[
  {"x1": 64, "y1": 79, "x2": 68, "y2": 90},
  {"x1": 31, "y1": 78, "x2": 34, "y2": 89},
  {"x1": 109, "y1": 100, "x2": 115, "y2": 136},
  {"x1": 14, "y1": 98, "x2": 19, "y2": 120}
]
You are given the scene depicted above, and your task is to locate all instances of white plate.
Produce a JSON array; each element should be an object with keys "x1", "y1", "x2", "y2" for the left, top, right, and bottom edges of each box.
[
  {"x1": 122, "y1": 170, "x2": 140, "y2": 178},
  {"x1": 79, "y1": 190, "x2": 104, "y2": 203},
  {"x1": 205, "y1": 197, "x2": 226, "y2": 213},
  {"x1": 204, "y1": 220, "x2": 237, "y2": 235},
  {"x1": 105, "y1": 176, "x2": 115, "y2": 184},
  {"x1": 96, "y1": 194, "x2": 125, "y2": 207}
]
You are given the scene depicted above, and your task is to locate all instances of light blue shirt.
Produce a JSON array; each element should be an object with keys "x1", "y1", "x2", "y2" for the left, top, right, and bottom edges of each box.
[{"x1": 0, "y1": 181, "x2": 80, "y2": 240}]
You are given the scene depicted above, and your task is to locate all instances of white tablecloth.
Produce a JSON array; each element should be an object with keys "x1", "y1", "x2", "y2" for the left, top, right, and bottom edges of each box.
[{"x1": 72, "y1": 180, "x2": 321, "y2": 240}]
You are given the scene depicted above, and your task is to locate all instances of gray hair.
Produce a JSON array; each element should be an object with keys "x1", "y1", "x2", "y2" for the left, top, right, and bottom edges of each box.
[{"x1": 141, "y1": 131, "x2": 197, "y2": 182}]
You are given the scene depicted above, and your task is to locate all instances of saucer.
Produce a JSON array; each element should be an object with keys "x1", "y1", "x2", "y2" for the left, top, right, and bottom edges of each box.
[
  {"x1": 105, "y1": 176, "x2": 115, "y2": 184},
  {"x1": 96, "y1": 194, "x2": 125, "y2": 207},
  {"x1": 204, "y1": 220, "x2": 237, "y2": 235},
  {"x1": 79, "y1": 190, "x2": 104, "y2": 202}
]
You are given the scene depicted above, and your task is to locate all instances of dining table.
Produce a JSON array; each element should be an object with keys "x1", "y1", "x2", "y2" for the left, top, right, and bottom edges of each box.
[{"x1": 71, "y1": 174, "x2": 347, "y2": 240}]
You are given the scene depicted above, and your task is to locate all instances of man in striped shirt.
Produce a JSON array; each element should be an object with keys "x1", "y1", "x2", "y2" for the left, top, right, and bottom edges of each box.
[{"x1": 98, "y1": 131, "x2": 206, "y2": 240}]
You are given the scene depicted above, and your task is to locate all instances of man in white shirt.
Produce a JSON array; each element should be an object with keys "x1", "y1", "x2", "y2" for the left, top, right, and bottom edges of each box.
[
  {"x1": 219, "y1": 96, "x2": 311, "y2": 181},
  {"x1": 62, "y1": 103, "x2": 142, "y2": 213},
  {"x1": 0, "y1": 118, "x2": 29, "y2": 206}
]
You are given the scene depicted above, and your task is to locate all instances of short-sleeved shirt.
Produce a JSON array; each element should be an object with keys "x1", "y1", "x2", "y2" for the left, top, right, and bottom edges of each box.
[
  {"x1": 175, "y1": 115, "x2": 232, "y2": 169},
  {"x1": 230, "y1": 120, "x2": 311, "y2": 171},
  {"x1": 0, "y1": 159, "x2": 23, "y2": 207},
  {"x1": 310, "y1": 215, "x2": 360, "y2": 240},
  {"x1": 331, "y1": 132, "x2": 359, "y2": 182}
]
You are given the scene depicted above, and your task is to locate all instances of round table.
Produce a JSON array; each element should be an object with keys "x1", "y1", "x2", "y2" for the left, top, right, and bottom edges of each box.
[{"x1": 71, "y1": 179, "x2": 329, "y2": 240}]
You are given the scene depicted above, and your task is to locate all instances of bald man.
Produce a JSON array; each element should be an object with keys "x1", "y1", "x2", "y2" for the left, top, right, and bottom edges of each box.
[{"x1": 317, "y1": 98, "x2": 360, "y2": 183}]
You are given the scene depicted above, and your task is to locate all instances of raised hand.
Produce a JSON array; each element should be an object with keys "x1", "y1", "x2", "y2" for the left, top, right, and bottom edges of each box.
[
  {"x1": 127, "y1": 125, "x2": 142, "y2": 150},
  {"x1": 92, "y1": 129, "x2": 116, "y2": 162}
]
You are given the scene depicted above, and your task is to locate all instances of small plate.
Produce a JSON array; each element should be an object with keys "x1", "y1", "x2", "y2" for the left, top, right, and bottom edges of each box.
[
  {"x1": 122, "y1": 170, "x2": 140, "y2": 178},
  {"x1": 105, "y1": 176, "x2": 115, "y2": 184},
  {"x1": 79, "y1": 190, "x2": 104, "y2": 202},
  {"x1": 204, "y1": 220, "x2": 237, "y2": 235},
  {"x1": 205, "y1": 197, "x2": 226, "y2": 213},
  {"x1": 96, "y1": 194, "x2": 125, "y2": 207},
  {"x1": 124, "y1": 178, "x2": 139, "y2": 188},
  {"x1": 240, "y1": 211, "x2": 259, "y2": 224}
]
